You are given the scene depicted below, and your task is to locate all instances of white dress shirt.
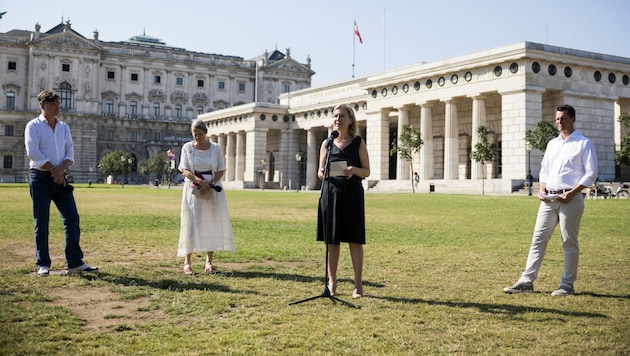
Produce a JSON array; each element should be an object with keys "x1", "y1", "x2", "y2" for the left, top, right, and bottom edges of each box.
[
  {"x1": 24, "y1": 115, "x2": 74, "y2": 170},
  {"x1": 539, "y1": 130, "x2": 597, "y2": 191}
]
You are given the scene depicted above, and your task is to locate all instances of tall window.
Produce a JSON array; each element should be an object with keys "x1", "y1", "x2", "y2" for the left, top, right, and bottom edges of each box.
[
  {"x1": 154, "y1": 75, "x2": 161, "y2": 84},
  {"x1": 129, "y1": 131, "x2": 137, "y2": 142},
  {"x1": 130, "y1": 101, "x2": 138, "y2": 117},
  {"x1": 5, "y1": 125, "x2": 14, "y2": 136},
  {"x1": 218, "y1": 81, "x2": 225, "y2": 89},
  {"x1": 6, "y1": 92, "x2": 15, "y2": 110},
  {"x1": 3, "y1": 155, "x2": 13, "y2": 169},
  {"x1": 131, "y1": 73, "x2": 139, "y2": 81},
  {"x1": 153, "y1": 132, "x2": 160, "y2": 141},
  {"x1": 59, "y1": 82, "x2": 72, "y2": 110},
  {"x1": 106, "y1": 130, "x2": 114, "y2": 140},
  {"x1": 196, "y1": 106, "x2": 203, "y2": 115},
  {"x1": 176, "y1": 77, "x2": 183, "y2": 86},
  {"x1": 197, "y1": 79, "x2": 204, "y2": 87},
  {"x1": 175, "y1": 104, "x2": 182, "y2": 118},
  {"x1": 284, "y1": 85, "x2": 290, "y2": 93},
  {"x1": 105, "y1": 99, "x2": 114, "y2": 115},
  {"x1": 62, "y1": 63, "x2": 70, "y2": 72},
  {"x1": 153, "y1": 102, "x2": 160, "y2": 117},
  {"x1": 238, "y1": 83, "x2": 245, "y2": 92},
  {"x1": 8, "y1": 61, "x2": 17, "y2": 70}
]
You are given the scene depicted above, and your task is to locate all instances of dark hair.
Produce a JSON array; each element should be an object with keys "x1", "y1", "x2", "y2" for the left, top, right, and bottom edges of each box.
[
  {"x1": 191, "y1": 119, "x2": 208, "y2": 133},
  {"x1": 556, "y1": 104, "x2": 575, "y2": 118},
  {"x1": 37, "y1": 91, "x2": 60, "y2": 103}
]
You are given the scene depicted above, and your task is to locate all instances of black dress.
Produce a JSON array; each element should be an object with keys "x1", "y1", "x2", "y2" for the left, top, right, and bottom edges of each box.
[{"x1": 316, "y1": 136, "x2": 366, "y2": 245}]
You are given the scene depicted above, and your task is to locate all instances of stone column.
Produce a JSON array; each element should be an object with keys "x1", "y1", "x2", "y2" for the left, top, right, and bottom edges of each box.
[
  {"x1": 471, "y1": 95, "x2": 486, "y2": 180},
  {"x1": 396, "y1": 106, "x2": 410, "y2": 181},
  {"x1": 235, "y1": 131, "x2": 245, "y2": 181},
  {"x1": 244, "y1": 129, "x2": 268, "y2": 185},
  {"x1": 444, "y1": 100, "x2": 459, "y2": 180},
  {"x1": 499, "y1": 87, "x2": 544, "y2": 183},
  {"x1": 306, "y1": 128, "x2": 319, "y2": 189},
  {"x1": 365, "y1": 109, "x2": 391, "y2": 180},
  {"x1": 278, "y1": 129, "x2": 292, "y2": 188},
  {"x1": 218, "y1": 134, "x2": 227, "y2": 159},
  {"x1": 225, "y1": 132, "x2": 235, "y2": 181},
  {"x1": 420, "y1": 103, "x2": 434, "y2": 180}
]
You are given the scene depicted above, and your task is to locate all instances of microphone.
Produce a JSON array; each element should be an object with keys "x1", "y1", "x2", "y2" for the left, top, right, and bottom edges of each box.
[
  {"x1": 193, "y1": 181, "x2": 223, "y2": 192},
  {"x1": 326, "y1": 130, "x2": 339, "y2": 146}
]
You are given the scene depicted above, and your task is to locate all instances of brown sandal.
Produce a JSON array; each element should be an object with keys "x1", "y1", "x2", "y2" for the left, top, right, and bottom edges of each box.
[{"x1": 205, "y1": 263, "x2": 220, "y2": 274}]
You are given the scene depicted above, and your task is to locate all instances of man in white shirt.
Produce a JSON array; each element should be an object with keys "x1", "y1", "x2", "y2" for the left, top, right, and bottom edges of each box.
[
  {"x1": 504, "y1": 104, "x2": 597, "y2": 296},
  {"x1": 25, "y1": 91, "x2": 98, "y2": 276}
]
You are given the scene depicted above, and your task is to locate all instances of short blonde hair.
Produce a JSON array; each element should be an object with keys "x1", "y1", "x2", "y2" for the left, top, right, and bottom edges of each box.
[{"x1": 333, "y1": 104, "x2": 357, "y2": 137}]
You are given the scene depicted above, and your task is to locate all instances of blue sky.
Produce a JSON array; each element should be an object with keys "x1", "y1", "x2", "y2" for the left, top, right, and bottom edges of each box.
[{"x1": 1, "y1": 0, "x2": 628, "y2": 87}]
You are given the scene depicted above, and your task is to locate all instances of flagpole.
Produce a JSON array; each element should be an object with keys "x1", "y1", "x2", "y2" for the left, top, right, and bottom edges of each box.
[
  {"x1": 352, "y1": 21, "x2": 356, "y2": 78},
  {"x1": 383, "y1": 8, "x2": 386, "y2": 71}
]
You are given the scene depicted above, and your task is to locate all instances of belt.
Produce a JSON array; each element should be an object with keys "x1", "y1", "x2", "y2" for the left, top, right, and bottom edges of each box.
[
  {"x1": 29, "y1": 169, "x2": 50, "y2": 174},
  {"x1": 546, "y1": 189, "x2": 568, "y2": 194}
]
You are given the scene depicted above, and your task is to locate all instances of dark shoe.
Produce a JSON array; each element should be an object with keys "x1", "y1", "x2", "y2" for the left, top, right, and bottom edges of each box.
[
  {"x1": 503, "y1": 281, "x2": 534, "y2": 294},
  {"x1": 37, "y1": 266, "x2": 50, "y2": 276},
  {"x1": 67, "y1": 263, "x2": 99, "y2": 274},
  {"x1": 551, "y1": 286, "x2": 574, "y2": 296}
]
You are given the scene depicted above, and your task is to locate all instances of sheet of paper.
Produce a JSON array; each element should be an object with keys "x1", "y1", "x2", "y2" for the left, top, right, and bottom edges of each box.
[{"x1": 328, "y1": 161, "x2": 347, "y2": 176}]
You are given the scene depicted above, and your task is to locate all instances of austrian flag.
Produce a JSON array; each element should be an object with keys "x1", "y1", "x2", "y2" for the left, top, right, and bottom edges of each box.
[{"x1": 354, "y1": 20, "x2": 363, "y2": 44}]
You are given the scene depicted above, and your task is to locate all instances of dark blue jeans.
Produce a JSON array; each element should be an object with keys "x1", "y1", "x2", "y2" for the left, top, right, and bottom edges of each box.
[{"x1": 29, "y1": 171, "x2": 84, "y2": 269}]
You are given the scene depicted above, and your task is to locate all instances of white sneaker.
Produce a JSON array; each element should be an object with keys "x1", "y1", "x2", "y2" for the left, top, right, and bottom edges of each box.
[
  {"x1": 67, "y1": 263, "x2": 99, "y2": 274},
  {"x1": 37, "y1": 266, "x2": 50, "y2": 276}
]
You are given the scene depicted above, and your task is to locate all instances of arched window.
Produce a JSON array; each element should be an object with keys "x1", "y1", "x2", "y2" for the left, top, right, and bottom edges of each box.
[{"x1": 59, "y1": 82, "x2": 72, "y2": 110}]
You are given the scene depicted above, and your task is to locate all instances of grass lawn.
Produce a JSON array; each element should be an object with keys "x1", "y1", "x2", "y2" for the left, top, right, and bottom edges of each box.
[{"x1": 0, "y1": 184, "x2": 628, "y2": 355}]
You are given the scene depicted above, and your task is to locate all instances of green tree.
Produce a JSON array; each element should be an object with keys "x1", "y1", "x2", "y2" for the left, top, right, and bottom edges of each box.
[
  {"x1": 98, "y1": 150, "x2": 134, "y2": 185},
  {"x1": 390, "y1": 125, "x2": 424, "y2": 193},
  {"x1": 614, "y1": 113, "x2": 630, "y2": 166},
  {"x1": 470, "y1": 125, "x2": 497, "y2": 196},
  {"x1": 524, "y1": 120, "x2": 559, "y2": 153},
  {"x1": 139, "y1": 152, "x2": 168, "y2": 181}
]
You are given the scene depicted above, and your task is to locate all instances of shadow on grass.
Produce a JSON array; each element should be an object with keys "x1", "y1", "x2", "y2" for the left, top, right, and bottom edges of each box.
[
  {"x1": 87, "y1": 272, "x2": 256, "y2": 294},
  {"x1": 578, "y1": 291, "x2": 630, "y2": 299},
  {"x1": 226, "y1": 270, "x2": 385, "y2": 288},
  {"x1": 370, "y1": 295, "x2": 608, "y2": 318}
]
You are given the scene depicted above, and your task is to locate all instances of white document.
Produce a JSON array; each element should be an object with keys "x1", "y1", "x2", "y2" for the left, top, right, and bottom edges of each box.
[{"x1": 328, "y1": 161, "x2": 348, "y2": 176}]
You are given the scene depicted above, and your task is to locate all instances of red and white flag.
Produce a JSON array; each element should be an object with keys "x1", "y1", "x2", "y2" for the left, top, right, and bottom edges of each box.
[{"x1": 354, "y1": 20, "x2": 363, "y2": 44}]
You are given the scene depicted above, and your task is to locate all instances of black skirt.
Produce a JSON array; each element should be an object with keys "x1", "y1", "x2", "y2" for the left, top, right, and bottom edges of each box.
[{"x1": 316, "y1": 178, "x2": 366, "y2": 245}]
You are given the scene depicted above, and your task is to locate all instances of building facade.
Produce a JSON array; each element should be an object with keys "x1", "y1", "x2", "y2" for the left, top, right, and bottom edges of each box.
[
  {"x1": 2, "y1": 21, "x2": 628, "y2": 193},
  {"x1": 201, "y1": 42, "x2": 630, "y2": 193},
  {"x1": 0, "y1": 20, "x2": 314, "y2": 183}
]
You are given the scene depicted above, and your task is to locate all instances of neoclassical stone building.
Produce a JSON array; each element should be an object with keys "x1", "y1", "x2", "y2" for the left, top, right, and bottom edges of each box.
[
  {"x1": 0, "y1": 20, "x2": 314, "y2": 183},
  {"x1": 202, "y1": 42, "x2": 630, "y2": 193}
]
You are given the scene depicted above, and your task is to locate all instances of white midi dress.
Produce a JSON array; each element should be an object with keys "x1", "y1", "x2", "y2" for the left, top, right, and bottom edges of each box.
[{"x1": 177, "y1": 141, "x2": 235, "y2": 257}]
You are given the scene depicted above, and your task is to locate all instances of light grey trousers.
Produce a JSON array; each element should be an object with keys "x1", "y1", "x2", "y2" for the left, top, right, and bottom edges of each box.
[{"x1": 518, "y1": 193, "x2": 584, "y2": 288}]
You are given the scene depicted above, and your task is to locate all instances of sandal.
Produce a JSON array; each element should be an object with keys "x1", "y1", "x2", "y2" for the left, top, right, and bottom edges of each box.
[
  {"x1": 205, "y1": 263, "x2": 220, "y2": 274},
  {"x1": 183, "y1": 263, "x2": 194, "y2": 275}
]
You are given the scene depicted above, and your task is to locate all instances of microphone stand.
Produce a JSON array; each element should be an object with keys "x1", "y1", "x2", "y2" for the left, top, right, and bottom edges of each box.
[{"x1": 289, "y1": 136, "x2": 360, "y2": 309}]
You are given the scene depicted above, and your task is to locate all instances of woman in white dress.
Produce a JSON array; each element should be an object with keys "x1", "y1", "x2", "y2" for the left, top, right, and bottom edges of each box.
[{"x1": 177, "y1": 119, "x2": 235, "y2": 275}]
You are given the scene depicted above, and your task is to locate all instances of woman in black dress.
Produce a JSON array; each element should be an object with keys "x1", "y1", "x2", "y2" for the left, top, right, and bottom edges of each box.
[{"x1": 317, "y1": 104, "x2": 371, "y2": 298}]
